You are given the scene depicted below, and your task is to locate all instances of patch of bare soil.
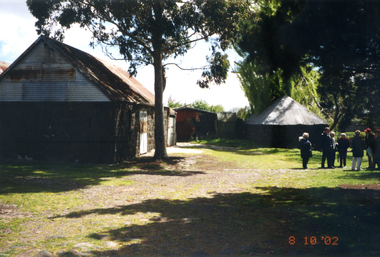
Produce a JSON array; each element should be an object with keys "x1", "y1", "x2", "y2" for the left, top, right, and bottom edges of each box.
[
  {"x1": 339, "y1": 183, "x2": 380, "y2": 190},
  {"x1": 132, "y1": 148, "x2": 243, "y2": 172},
  {"x1": 0, "y1": 204, "x2": 33, "y2": 220},
  {"x1": 76, "y1": 154, "x2": 258, "y2": 210},
  {"x1": 144, "y1": 142, "x2": 240, "y2": 157}
]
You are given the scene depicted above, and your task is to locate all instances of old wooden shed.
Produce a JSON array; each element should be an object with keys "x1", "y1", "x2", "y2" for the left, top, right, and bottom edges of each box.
[
  {"x1": 174, "y1": 107, "x2": 217, "y2": 141},
  {"x1": 0, "y1": 36, "x2": 173, "y2": 163},
  {"x1": 246, "y1": 96, "x2": 328, "y2": 148}
]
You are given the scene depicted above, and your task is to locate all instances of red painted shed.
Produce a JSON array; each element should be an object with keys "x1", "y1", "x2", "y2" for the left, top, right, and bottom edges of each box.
[{"x1": 174, "y1": 107, "x2": 217, "y2": 141}]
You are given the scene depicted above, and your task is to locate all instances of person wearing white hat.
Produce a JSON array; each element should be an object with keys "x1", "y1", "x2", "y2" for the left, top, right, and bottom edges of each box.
[{"x1": 299, "y1": 132, "x2": 312, "y2": 169}]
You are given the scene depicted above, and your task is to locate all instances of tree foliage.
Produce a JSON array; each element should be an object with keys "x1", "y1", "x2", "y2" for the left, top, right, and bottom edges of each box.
[
  {"x1": 236, "y1": 106, "x2": 254, "y2": 121},
  {"x1": 235, "y1": 57, "x2": 274, "y2": 115},
  {"x1": 290, "y1": 65, "x2": 322, "y2": 117},
  {"x1": 277, "y1": 0, "x2": 380, "y2": 129},
  {"x1": 237, "y1": 0, "x2": 305, "y2": 85},
  {"x1": 235, "y1": 0, "x2": 321, "y2": 116},
  {"x1": 168, "y1": 99, "x2": 224, "y2": 113},
  {"x1": 192, "y1": 99, "x2": 224, "y2": 113},
  {"x1": 27, "y1": 0, "x2": 248, "y2": 158}
]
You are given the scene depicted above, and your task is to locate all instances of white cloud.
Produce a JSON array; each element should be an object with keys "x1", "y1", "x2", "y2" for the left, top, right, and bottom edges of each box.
[{"x1": 0, "y1": 2, "x2": 38, "y2": 63}]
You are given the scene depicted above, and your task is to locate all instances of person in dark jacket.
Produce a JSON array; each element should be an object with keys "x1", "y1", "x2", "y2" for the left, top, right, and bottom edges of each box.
[
  {"x1": 351, "y1": 130, "x2": 365, "y2": 171},
  {"x1": 364, "y1": 128, "x2": 375, "y2": 169},
  {"x1": 320, "y1": 127, "x2": 333, "y2": 168},
  {"x1": 300, "y1": 132, "x2": 312, "y2": 169},
  {"x1": 373, "y1": 129, "x2": 380, "y2": 170},
  {"x1": 337, "y1": 133, "x2": 350, "y2": 168}
]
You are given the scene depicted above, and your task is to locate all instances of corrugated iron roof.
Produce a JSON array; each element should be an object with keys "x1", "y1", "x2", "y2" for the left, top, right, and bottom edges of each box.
[
  {"x1": 44, "y1": 36, "x2": 155, "y2": 104},
  {"x1": 246, "y1": 96, "x2": 327, "y2": 125},
  {"x1": 1, "y1": 36, "x2": 155, "y2": 104},
  {"x1": 0, "y1": 61, "x2": 10, "y2": 75},
  {"x1": 173, "y1": 106, "x2": 217, "y2": 115}
]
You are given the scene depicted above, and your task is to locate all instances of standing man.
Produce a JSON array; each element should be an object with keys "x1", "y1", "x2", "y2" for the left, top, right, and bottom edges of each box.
[
  {"x1": 330, "y1": 131, "x2": 337, "y2": 168},
  {"x1": 337, "y1": 133, "x2": 350, "y2": 168},
  {"x1": 373, "y1": 129, "x2": 380, "y2": 170},
  {"x1": 320, "y1": 127, "x2": 333, "y2": 168},
  {"x1": 364, "y1": 128, "x2": 375, "y2": 169},
  {"x1": 351, "y1": 130, "x2": 365, "y2": 171},
  {"x1": 299, "y1": 132, "x2": 312, "y2": 169}
]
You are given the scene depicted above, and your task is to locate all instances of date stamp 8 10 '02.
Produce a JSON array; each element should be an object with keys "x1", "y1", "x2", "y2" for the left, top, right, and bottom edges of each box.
[{"x1": 289, "y1": 236, "x2": 339, "y2": 245}]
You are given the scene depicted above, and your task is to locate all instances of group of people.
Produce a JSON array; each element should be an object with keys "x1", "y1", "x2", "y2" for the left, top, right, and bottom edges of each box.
[{"x1": 299, "y1": 127, "x2": 380, "y2": 170}]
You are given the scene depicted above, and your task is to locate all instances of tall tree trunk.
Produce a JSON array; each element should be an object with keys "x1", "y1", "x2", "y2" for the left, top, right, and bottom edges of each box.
[
  {"x1": 153, "y1": 49, "x2": 168, "y2": 160},
  {"x1": 330, "y1": 94, "x2": 340, "y2": 131}
]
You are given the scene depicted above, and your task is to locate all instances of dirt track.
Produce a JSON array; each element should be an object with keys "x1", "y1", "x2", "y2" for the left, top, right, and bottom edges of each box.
[{"x1": 2, "y1": 143, "x2": 380, "y2": 256}]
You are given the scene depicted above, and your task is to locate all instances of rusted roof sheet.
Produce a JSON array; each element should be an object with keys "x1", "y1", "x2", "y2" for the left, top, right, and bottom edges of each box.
[
  {"x1": 1, "y1": 36, "x2": 154, "y2": 104},
  {"x1": 246, "y1": 96, "x2": 327, "y2": 125},
  {"x1": 96, "y1": 58, "x2": 155, "y2": 104},
  {"x1": 0, "y1": 61, "x2": 10, "y2": 75}
]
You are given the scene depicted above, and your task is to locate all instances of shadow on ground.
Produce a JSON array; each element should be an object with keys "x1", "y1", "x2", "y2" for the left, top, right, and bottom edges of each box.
[
  {"x1": 54, "y1": 186, "x2": 380, "y2": 256},
  {"x1": 338, "y1": 169, "x2": 380, "y2": 182},
  {"x1": 0, "y1": 156, "x2": 205, "y2": 194}
]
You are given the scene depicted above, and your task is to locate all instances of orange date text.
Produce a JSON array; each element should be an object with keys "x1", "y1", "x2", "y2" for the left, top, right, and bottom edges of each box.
[{"x1": 289, "y1": 236, "x2": 339, "y2": 245}]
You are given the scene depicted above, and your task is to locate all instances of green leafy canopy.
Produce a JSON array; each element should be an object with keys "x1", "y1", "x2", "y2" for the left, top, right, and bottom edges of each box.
[{"x1": 27, "y1": 0, "x2": 248, "y2": 81}]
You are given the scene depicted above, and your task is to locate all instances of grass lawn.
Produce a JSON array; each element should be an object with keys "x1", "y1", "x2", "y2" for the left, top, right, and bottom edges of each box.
[{"x1": 1, "y1": 139, "x2": 380, "y2": 256}]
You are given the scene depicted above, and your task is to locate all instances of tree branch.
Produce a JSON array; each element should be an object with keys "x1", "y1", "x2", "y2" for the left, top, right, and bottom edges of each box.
[
  {"x1": 102, "y1": 48, "x2": 152, "y2": 66},
  {"x1": 164, "y1": 62, "x2": 207, "y2": 70},
  {"x1": 94, "y1": 6, "x2": 154, "y2": 56},
  {"x1": 162, "y1": 35, "x2": 211, "y2": 57}
]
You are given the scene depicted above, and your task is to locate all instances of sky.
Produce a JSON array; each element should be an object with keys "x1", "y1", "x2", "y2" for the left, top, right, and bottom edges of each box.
[{"x1": 0, "y1": 0, "x2": 250, "y2": 111}]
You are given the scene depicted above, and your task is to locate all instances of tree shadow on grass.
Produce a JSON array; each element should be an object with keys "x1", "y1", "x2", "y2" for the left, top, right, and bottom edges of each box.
[
  {"x1": 337, "y1": 170, "x2": 380, "y2": 182},
  {"x1": 0, "y1": 156, "x2": 205, "y2": 194},
  {"x1": 53, "y1": 187, "x2": 380, "y2": 256},
  {"x1": 226, "y1": 148, "x2": 289, "y2": 156}
]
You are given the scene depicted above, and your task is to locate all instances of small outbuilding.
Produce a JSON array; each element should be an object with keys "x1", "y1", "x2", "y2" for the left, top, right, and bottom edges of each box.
[
  {"x1": 246, "y1": 96, "x2": 328, "y2": 148},
  {"x1": 216, "y1": 112, "x2": 245, "y2": 139},
  {"x1": 217, "y1": 112, "x2": 237, "y2": 139},
  {"x1": 0, "y1": 35, "x2": 173, "y2": 163},
  {"x1": 174, "y1": 107, "x2": 217, "y2": 141}
]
